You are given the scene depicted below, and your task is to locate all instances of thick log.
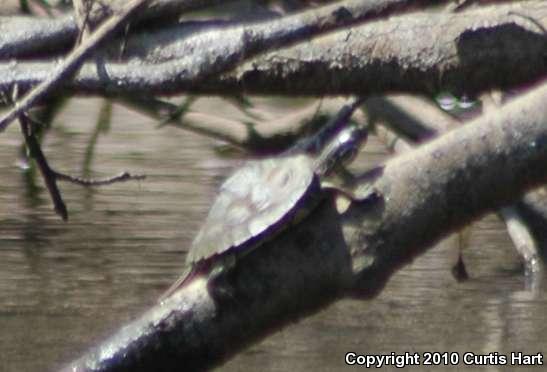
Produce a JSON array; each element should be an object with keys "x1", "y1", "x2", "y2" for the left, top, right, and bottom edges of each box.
[{"x1": 63, "y1": 80, "x2": 547, "y2": 372}]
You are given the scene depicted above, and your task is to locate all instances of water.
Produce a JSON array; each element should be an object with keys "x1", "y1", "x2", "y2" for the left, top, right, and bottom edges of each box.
[{"x1": 0, "y1": 99, "x2": 545, "y2": 372}]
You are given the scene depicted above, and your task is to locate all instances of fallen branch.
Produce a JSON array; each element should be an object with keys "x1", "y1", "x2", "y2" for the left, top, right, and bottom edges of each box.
[
  {"x1": 120, "y1": 96, "x2": 359, "y2": 153},
  {"x1": 63, "y1": 80, "x2": 547, "y2": 372},
  {"x1": 1, "y1": 2, "x2": 544, "y2": 98},
  {"x1": 0, "y1": 0, "x2": 233, "y2": 59},
  {"x1": 365, "y1": 94, "x2": 544, "y2": 283}
]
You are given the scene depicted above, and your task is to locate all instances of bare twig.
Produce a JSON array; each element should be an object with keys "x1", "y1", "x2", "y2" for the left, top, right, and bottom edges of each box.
[
  {"x1": 0, "y1": 0, "x2": 149, "y2": 132},
  {"x1": 452, "y1": 0, "x2": 515, "y2": 12},
  {"x1": 155, "y1": 96, "x2": 197, "y2": 128},
  {"x1": 55, "y1": 171, "x2": 146, "y2": 186},
  {"x1": 18, "y1": 111, "x2": 144, "y2": 220},
  {"x1": 19, "y1": 114, "x2": 68, "y2": 220},
  {"x1": 73, "y1": 0, "x2": 93, "y2": 43}
]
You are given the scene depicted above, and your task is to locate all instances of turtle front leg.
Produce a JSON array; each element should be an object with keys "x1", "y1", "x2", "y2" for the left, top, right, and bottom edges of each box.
[{"x1": 321, "y1": 167, "x2": 381, "y2": 214}]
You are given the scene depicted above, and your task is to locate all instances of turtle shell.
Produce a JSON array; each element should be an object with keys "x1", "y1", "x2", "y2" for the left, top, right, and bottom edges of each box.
[{"x1": 187, "y1": 153, "x2": 318, "y2": 264}]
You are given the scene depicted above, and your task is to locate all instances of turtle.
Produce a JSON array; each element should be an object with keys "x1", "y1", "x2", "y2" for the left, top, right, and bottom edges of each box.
[{"x1": 161, "y1": 100, "x2": 368, "y2": 300}]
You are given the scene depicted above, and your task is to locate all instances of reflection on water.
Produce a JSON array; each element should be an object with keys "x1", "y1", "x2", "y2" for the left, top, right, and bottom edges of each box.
[{"x1": 0, "y1": 99, "x2": 546, "y2": 372}]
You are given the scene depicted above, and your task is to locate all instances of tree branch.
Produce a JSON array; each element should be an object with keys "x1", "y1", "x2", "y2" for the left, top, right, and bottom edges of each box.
[
  {"x1": 62, "y1": 80, "x2": 547, "y2": 372},
  {"x1": 119, "y1": 95, "x2": 362, "y2": 153},
  {"x1": 18, "y1": 111, "x2": 146, "y2": 220},
  {"x1": 1, "y1": 2, "x2": 544, "y2": 99},
  {"x1": 0, "y1": 0, "x2": 233, "y2": 59},
  {"x1": 19, "y1": 114, "x2": 68, "y2": 220},
  {"x1": 366, "y1": 94, "x2": 543, "y2": 283}
]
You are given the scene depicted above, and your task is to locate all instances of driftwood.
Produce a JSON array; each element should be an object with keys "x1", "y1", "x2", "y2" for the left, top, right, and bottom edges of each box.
[
  {"x1": 0, "y1": 0, "x2": 427, "y2": 96},
  {"x1": 62, "y1": 79, "x2": 547, "y2": 371},
  {"x1": 0, "y1": 2, "x2": 545, "y2": 98},
  {"x1": 366, "y1": 94, "x2": 546, "y2": 277},
  {"x1": 0, "y1": 0, "x2": 232, "y2": 58}
]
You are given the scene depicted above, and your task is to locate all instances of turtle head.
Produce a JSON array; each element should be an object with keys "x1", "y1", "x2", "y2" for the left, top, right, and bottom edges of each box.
[{"x1": 314, "y1": 124, "x2": 368, "y2": 176}]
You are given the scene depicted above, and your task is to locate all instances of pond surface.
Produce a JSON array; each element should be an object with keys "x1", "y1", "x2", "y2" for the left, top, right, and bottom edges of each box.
[{"x1": 0, "y1": 98, "x2": 546, "y2": 372}]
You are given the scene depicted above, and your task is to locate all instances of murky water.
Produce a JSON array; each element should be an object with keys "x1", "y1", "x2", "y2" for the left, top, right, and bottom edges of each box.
[{"x1": 0, "y1": 99, "x2": 546, "y2": 372}]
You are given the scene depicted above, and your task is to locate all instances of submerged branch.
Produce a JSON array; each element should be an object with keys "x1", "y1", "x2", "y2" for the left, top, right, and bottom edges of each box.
[{"x1": 120, "y1": 96, "x2": 362, "y2": 153}]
